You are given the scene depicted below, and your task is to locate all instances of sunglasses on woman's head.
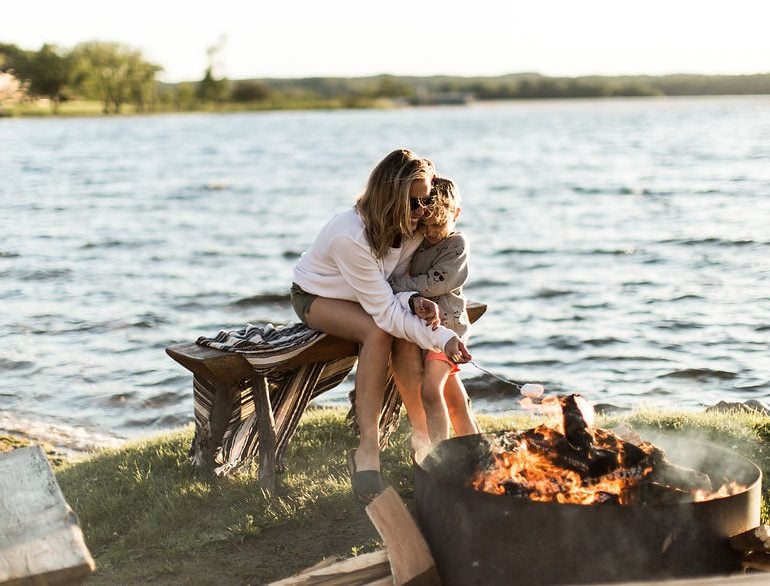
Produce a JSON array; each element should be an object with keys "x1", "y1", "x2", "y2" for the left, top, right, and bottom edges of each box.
[{"x1": 409, "y1": 194, "x2": 435, "y2": 211}]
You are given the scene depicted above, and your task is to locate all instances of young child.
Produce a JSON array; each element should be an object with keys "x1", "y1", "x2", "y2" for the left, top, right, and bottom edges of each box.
[{"x1": 390, "y1": 177, "x2": 480, "y2": 452}]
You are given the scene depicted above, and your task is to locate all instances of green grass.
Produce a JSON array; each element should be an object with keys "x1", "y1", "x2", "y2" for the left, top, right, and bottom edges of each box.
[
  {"x1": 3, "y1": 407, "x2": 768, "y2": 584},
  {"x1": 3, "y1": 97, "x2": 382, "y2": 118},
  {"x1": 5, "y1": 99, "x2": 110, "y2": 117}
]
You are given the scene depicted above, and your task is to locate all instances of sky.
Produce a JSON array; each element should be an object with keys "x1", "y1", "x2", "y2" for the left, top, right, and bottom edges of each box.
[{"x1": 4, "y1": 0, "x2": 770, "y2": 83}]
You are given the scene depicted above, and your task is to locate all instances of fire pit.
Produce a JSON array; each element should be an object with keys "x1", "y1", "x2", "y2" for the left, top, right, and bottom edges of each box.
[{"x1": 414, "y1": 400, "x2": 761, "y2": 585}]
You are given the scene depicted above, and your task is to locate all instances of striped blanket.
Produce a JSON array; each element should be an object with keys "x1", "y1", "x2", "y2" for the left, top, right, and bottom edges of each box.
[{"x1": 193, "y1": 322, "x2": 401, "y2": 476}]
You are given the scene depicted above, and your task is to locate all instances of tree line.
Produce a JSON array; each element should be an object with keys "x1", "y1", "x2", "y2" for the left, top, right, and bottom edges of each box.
[
  {"x1": 2, "y1": 40, "x2": 770, "y2": 115},
  {"x1": 1, "y1": 41, "x2": 162, "y2": 113},
  {"x1": 0, "y1": 40, "x2": 232, "y2": 114}
]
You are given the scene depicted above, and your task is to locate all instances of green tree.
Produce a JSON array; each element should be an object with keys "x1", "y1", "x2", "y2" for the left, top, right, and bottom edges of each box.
[
  {"x1": 126, "y1": 57, "x2": 162, "y2": 112},
  {"x1": 173, "y1": 82, "x2": 199, "y2": 110},
  {"x1": 27, "y1": 44, "x2": 72, "y2": 112},
  {"x1": 197, "y1": 37, "x2": 229, "y2": 104},
  {"x1": 230, "y1": 80, "x2": 271, "y2": 102},
  {"x1": 197, "y1": 66, "x2": 229, "y2": 103},
  {"x1": 70, "y1": 41, "x2": 161, "y2": 113},
  {"x1": 372, "y1": 75, "x2": 412, "y2": 98},
  {"x1": 0, "y1": 43, "x2": 33, "y2": 75}
]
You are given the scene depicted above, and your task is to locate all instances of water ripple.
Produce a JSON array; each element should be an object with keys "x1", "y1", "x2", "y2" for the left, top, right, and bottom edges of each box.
[{"x1": 658, "y1": 368, "x2": 738, "y2": 381}]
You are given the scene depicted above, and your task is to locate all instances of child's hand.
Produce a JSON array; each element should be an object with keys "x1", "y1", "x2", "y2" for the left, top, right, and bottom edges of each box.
[
  {"x1": 413, "y1": 296, "x2": 440, "y2": 329},
  {"x1": 444, "y1": 337, "x2": 472, "y2": 364}
]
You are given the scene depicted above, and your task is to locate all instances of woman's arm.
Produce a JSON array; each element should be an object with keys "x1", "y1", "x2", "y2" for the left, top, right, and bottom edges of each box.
[{"x1": 331, "y1": 233, "x2": 456, "y2": 353}]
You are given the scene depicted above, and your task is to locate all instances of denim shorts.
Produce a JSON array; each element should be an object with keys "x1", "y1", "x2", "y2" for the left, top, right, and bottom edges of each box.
[{"x1": 290, "y1": 282, "x2": 317, "y2": 325}]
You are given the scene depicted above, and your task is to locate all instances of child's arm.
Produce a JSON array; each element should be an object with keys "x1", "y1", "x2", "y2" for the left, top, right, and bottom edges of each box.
[{"x1": 390, "y1": 234, "x2": 469, "y2": 298}]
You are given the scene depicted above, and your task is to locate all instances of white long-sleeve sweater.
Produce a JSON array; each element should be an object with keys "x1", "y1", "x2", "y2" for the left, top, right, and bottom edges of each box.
[{"x1": 292, "y1": 208, "x2": 456, "y2": 353}]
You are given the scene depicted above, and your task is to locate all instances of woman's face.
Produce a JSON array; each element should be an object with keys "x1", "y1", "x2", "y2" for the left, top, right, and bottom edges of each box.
[{"x1": 408, "y1": 176, "x2": 433, "y2": 233}]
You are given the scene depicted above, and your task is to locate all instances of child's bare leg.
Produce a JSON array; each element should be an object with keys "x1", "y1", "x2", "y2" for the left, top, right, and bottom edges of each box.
[
  {"x1": 443, "y1": 376, "x2": 481, "y2": 436},
  {"x1": 422, "y1": 360, "x2": 453, "y2": 445},
  {"x1": 390, "y1": 338, "x2": 430, "y2": 456}
]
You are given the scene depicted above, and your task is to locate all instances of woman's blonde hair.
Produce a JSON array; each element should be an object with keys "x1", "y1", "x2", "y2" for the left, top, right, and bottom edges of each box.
[{"x1": 356, "y1": 149, "x2": 435, "y2": 259}]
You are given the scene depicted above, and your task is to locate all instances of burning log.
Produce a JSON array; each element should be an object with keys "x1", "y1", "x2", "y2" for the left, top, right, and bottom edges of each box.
[
  {"x1": 561, "y1": 394, "x2": 595, "y2": 451},
  {"x1": 647, "y1": 452, "x2": 713, "y2": 493},
  {"x1": 470, "y1": 393, "x2": 736, "y2": 505}
]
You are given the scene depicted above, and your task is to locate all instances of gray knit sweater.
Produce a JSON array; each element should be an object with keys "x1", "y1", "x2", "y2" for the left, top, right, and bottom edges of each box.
[{"x1": 389, "y1": 231, "x2": 470, "y2": 340}]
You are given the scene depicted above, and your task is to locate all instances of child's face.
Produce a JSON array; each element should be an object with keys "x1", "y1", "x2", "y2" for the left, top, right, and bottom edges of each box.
[{"x1": 422, "y1": 210, "x2": 458, "y2": 245}]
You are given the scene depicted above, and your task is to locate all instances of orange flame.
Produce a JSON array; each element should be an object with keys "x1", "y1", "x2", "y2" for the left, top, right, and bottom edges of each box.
[
  {"x1": 693, "y1": 481, "x2": 745, "y2": 502},
  {"x1": 470, "y1": 425, "x2": 653, "y2": 505},
  {"x1": 470, "y1": 392, "x2": 748, "y2": 506}
]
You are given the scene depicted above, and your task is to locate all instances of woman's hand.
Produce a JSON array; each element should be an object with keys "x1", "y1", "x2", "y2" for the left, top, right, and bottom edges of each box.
[
  {"x1": 413, "y1": 296, "x2": 440, "y2": 330},
  {"x1": 444, "y1": 336, "x2": 472, "y2": 364}
]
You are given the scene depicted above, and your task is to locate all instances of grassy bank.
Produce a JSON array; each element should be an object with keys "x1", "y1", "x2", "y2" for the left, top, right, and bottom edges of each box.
[
  {"x1": 2, "y1": 97, "x2": 384, "y2": 118},
  {"x1": 3, "y1": 407, "x2": 769, "y2": 585}
]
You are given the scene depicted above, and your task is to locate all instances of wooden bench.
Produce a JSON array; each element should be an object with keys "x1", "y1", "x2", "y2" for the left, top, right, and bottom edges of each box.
[{"x1": 167, "y1": 301, "x2": 487, "y2": 489}]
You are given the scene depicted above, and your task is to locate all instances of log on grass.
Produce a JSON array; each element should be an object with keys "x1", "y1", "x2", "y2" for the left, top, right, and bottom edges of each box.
[
  {"x1": 366, "y1": 487, "x2": 440, "y2": 586},
  {"x1": 731, "y1": 525, "x2": 770, "y2": 554},
  {"x1": 0, "y1": 445, "x2": 95, "y2": 585},
  {"x1": 268, "y1": 549, "x2": 391, "y2": 585},
  {"x1": 741, "y1": 551, "x2": 770, "y2": 573}
]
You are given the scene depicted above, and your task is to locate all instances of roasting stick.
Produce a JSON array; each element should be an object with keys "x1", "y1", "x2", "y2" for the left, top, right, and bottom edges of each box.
[{"x1": 469, "y1": 360, "x2": 545, "y2": 398}]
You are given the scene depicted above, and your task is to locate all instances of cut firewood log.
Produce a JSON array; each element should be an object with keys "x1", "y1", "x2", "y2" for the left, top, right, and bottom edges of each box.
[
  {"x1": 731, "y1": 525, "x2": 770, "y2": 554},
  {"x1": 268, "y1": 549, "x2": 391, "y2": 585},
  {"x1": 0, "y1": 445, "x2": 95, "y2": 585},
  {"x1": 366, "y1": 487, "x2": 440, "y2": 586},
  {"x1": 741, "y1": 551, "x2": 770, "y2": 572}
]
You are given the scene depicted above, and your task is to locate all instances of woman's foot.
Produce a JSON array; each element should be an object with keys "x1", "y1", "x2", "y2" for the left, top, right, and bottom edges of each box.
[{"x1": 347, "y1": 449, "x2": 383, "y2": 503}]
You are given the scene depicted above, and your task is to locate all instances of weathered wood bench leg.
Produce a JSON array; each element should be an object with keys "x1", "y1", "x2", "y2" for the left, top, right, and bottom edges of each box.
[
  {"x1": 190, "y1": 375, "x2": 239, "y2": 470},
  {"x1": 253, "y1": 374, "x2": 277, "y2": 491},
  {"x1": 208, "y1": 382, "x2": 238, "y2": 463}
]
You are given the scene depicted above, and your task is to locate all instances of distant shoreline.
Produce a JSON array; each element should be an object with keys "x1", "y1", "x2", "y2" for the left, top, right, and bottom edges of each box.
[
  {"x1": 5, "y1": 92, "x2": 770, "y2": 119},
  {"x1": 5, "y1": 38, "x2": 769, "y2": 117}
]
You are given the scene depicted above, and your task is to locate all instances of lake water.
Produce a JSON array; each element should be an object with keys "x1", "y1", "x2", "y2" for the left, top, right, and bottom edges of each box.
[{"x1": 2, "y1": 96, "x2": 769, "y2": 451}]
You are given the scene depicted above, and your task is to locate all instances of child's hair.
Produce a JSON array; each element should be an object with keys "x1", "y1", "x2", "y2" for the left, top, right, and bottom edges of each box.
[
  {"x1": 425, "y1": 176, "x2": 461, "y2": 225},
  {"x1": 356, "y1": 149, "x2": 435, "y2": 259}
]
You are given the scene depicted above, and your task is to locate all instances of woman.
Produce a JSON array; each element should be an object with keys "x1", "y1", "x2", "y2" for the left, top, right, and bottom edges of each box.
[{"x1": 291, "y1": 148, "x2": 471, "y2": 501}]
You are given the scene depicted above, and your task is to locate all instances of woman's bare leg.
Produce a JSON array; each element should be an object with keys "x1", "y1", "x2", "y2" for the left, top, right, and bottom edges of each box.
[
  {"x1": 304, "y1": 297, "x2": 392, "y2": 472},
  {"x1": 443, "y1": 376, "x2": 480, "y2": 436},
  {"x1": 390, "y1": 338, "x2": 429, "y2": 455}
]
